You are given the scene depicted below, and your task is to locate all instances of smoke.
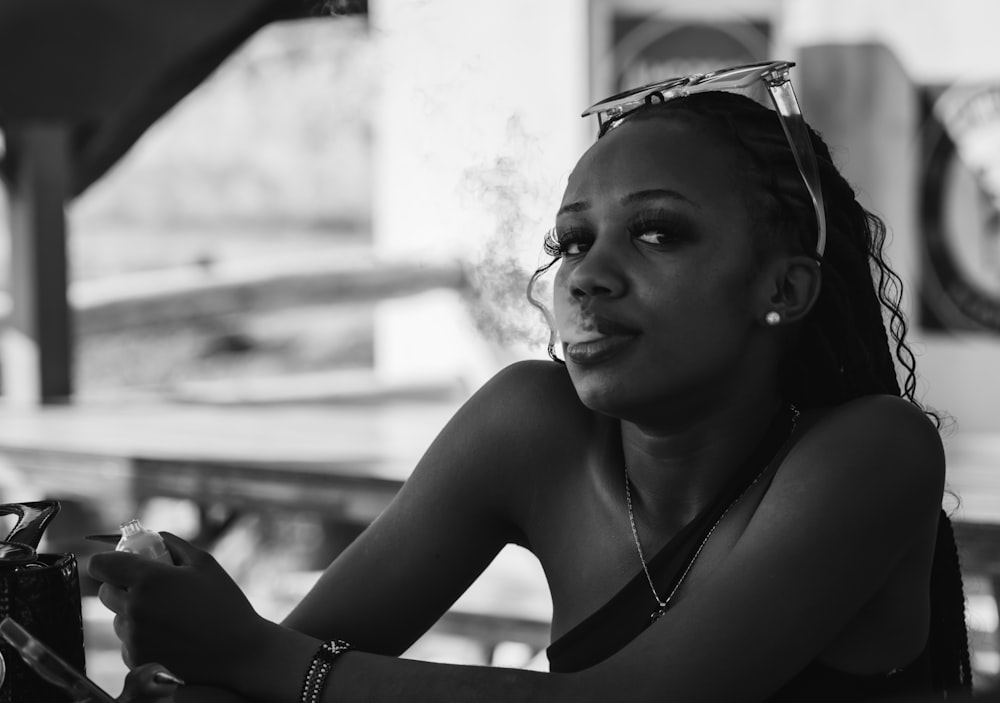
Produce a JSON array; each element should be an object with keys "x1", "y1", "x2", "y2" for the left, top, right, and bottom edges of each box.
[{"x1": 458, "y1": 114, "x2": 562, "y2": 352}]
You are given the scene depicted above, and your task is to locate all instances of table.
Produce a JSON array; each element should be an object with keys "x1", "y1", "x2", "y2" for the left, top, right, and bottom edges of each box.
[
  {"x1": 0, "y1": 400, "x2": 459, "y2": 524},
  {"x1": 0, "y1": 403, "x2": 996, "y2": 671}
]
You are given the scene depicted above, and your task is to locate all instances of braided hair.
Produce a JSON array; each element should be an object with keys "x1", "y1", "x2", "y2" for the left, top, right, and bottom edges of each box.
[{"x1": 530, "y1": 90, "x2": 972, "y2": 695}]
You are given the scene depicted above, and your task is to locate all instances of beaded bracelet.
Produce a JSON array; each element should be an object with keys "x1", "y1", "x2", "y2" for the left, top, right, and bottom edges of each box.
[{"x1": 299, "y1": 639, "x2": 353, "y2": 703}]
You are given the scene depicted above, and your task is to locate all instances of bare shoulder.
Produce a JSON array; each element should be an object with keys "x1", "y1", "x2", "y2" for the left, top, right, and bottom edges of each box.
[
  {"x1": 423, "y1": 360, "x2": 594, "y2": 488},
  {"x1": 465, "y1": 360, "x2": 591, "y2": 441},
  {"x1": 811, "y1": 393, "x2": 941, "y2": 442},
  {"x1": 770, "y1": 394, "x2": 945, "y2": 532},
  {"x1": 796, "y1": 395, "x2": 943, "y2": 481},
  {"x1": 478, "y1": 359, "x2": 583, "y2": 409}
]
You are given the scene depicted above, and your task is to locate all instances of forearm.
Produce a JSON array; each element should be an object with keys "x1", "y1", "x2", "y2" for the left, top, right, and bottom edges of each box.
[
  {"x1": 230, "y1": 620, "x2": 589, "y2": 703},
  {"x1": 322, "y1": 651, "x2": 580, "y2": 703}
]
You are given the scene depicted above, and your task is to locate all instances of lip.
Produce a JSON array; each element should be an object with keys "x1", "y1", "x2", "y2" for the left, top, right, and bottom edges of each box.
[
  {"x1": 592, "y1": 314, "x2": 640, "y2": 337},
  {"x1": 564, "y1": 332, "x2": 638, "y2": 366},
  {"x1": 562, "y1": 313, "x2": 641, "y2": 342}
]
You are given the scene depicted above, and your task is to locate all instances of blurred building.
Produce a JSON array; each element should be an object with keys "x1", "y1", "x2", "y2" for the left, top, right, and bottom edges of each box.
[{"x1": 372, "y1": 0, "x2": 1000, "y2": 487}]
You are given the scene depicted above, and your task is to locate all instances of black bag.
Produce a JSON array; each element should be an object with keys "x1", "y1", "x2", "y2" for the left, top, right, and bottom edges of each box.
[{"x1": 0, "y1": 501, "x2": 87, "y2": 703}]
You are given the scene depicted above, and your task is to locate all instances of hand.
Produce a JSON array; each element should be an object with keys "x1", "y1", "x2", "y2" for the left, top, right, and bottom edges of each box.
[
  {"x1": 116, "y1": 662, "x2": 183, "y2": 702},
  {"x1": 89, "y1": 533, "x2": 271, "y2": 689}
]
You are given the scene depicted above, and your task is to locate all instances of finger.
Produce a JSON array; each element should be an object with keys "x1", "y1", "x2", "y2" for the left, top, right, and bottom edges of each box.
[
  {"x1": 99, "y1": 582, "x2": 128, "y2": 615},
  {"x1": 121, "y1": 663, "x2": 183, "y2": 702},
  {"x1": 122, "y1": 643, "x2": 134, "y2": 670},
  {"x1": 113, "y1": 614, "x2": 131, "y2": 645},
  {"x1": 84, "y1": 533, "x2": 121, "y2": 545},
  {"x1": 89, "y1": 550, "x2": 151, "y2": 587},
  {"x1": 158, "y1": 532, "x2": 205, "y2": 567}
]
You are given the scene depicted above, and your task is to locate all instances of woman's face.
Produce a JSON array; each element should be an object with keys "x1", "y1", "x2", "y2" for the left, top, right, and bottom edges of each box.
[{"x1": 553, "y1": 117, "x2": 771, "y2": 420}]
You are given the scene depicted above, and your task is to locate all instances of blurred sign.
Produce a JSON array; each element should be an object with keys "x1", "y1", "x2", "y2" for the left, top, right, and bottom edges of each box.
[
  {"x1": 920, "y1": 84, "x2": 1000, "y2": 332},
  {"x1": 606, "y1": 14, "x2": 771, "y2": 93}
]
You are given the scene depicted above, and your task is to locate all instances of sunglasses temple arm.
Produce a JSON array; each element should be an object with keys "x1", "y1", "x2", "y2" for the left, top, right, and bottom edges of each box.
[
  {"x1": 596, "y1": 113, "x2": 613, "y2": 137},
  {"x1": 767, "y1": 83, "x2": 828, "y2": 260}
]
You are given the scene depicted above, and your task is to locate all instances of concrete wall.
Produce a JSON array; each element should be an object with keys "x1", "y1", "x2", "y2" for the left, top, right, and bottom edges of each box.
[{"x1": 369, "y1": 0, "x2": 591, "y2": 389}]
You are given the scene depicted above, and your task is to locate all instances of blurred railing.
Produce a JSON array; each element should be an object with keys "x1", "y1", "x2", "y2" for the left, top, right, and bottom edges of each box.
[{"x1": 0, "y1": 250, "x2": 466, "y2": 336}]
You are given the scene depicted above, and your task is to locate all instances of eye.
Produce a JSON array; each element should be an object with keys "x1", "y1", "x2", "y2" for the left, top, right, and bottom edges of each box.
[
  {"x1": 628, "y1": 212, "x2": 690, "y2": 247},
  {"x1": 635, "y1": 229, "x2": 673, "y2": 245},
  {"x1": 631, "y1": 225, "x2": 679, "y2": 248},
  {"x1": 554, "y1": 229, "x2": 592, "y2": 257}
]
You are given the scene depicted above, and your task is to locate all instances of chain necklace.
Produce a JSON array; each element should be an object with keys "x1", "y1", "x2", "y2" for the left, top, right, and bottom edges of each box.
[{"x1": 624, "y1": 404, "x2": 799, "y2": 624}]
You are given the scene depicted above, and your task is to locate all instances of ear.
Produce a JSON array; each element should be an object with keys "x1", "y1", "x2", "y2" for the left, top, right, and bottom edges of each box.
[{"x1": 756, "y1": 255, "x2": 822, "y2": 326}]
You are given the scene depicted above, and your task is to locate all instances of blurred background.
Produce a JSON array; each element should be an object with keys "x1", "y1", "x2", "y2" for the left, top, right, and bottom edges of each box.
[{"x1": 0, "y1": 0, "x2": 999, "y2": 695}]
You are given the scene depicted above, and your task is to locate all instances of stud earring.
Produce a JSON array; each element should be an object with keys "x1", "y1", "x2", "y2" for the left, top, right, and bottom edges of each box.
[{"x1": 765, "y1": 311, "x2": 781, "y2": 326}]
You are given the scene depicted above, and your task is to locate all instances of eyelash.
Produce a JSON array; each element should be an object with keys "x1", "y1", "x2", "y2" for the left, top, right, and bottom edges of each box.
[
  {"x1": 549, "y1": 216, "x2": 685, "y2": 257},
  {"x1": 629, "y1": 215, "x2": 683, "y2": 245}
]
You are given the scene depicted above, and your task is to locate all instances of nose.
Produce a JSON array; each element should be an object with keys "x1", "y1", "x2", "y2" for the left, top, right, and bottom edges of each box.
[{"x1": 564, "y1": 239, "x2": 628, "y2": 301}]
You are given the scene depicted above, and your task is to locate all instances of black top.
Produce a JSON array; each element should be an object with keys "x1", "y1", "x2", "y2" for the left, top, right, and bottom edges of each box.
[
  {"x1": 766, "y1": 650, "x2": 933, "y2": 702},
  {"x1": 545, "y1": 406, "x2": 936, "y2": 701}
]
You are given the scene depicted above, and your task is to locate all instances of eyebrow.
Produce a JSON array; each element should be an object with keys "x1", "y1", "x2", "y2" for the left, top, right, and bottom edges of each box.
[{"x1": 557, "y1": 188, "x2": 700, "y2": 216}]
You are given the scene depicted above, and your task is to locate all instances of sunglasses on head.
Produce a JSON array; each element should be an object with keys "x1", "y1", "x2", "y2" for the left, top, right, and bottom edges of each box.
[{"x1": 582, "y1": 60, "x2": 827, "y2": 261}]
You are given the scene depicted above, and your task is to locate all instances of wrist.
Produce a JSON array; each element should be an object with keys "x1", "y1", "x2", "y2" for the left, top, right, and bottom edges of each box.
[
  {"x1": 299, "y1": 640, "x2": 354, "y2": 703},
  {"x1": 226, "y1": 618, "x2": 321, "y2": 702}
]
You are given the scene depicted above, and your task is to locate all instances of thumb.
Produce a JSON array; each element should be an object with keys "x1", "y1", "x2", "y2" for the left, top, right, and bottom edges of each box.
[{"x1": 158, "y1": 532, "x2": 206, "y2": 567}]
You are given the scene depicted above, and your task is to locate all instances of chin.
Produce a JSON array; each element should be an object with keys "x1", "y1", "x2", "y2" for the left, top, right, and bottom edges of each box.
[
  {"x1": 568, "y1": 369, "x2": 636, "y2": 417},
  {"x1": 568, "y1": 365, "x2": 712, "y2": 425}
]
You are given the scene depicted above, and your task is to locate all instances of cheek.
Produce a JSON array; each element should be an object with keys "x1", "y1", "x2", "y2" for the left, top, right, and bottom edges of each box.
[{"x1": 642, "y1": 268, "x2": 755, "y2": 353}]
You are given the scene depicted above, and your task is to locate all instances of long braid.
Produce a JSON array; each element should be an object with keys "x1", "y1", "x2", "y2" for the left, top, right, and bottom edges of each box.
[{"x1": 931, "y1": 510, "x2": 974, "y2": 694}]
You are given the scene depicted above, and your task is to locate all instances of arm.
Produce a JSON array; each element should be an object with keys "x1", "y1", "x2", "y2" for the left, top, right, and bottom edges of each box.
[
  {"x1": 93, "y1": 362, "x2": 564, "y2": 698},
  {"x1": 97, "y1": 392, "x2": 944, "y2": 703},
  {"x1": 280, "y1": 361, "x2": 557, "y2": 654},
  {"x1": 229, "y1": 395, "x2": 946, "y2": 703}
]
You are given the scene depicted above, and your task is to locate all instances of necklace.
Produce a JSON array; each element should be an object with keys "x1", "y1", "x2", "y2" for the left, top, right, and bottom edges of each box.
[{"x1": 624, "y1": 404, "x2": 799, "y2": 624}]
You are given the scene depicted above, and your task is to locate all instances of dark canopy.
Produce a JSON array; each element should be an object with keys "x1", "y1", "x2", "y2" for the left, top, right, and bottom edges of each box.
[{"x1": 0, "y1": 0, "x2": 352, "y2": 196}]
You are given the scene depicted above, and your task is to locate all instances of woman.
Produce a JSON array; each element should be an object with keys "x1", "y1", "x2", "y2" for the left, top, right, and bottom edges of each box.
[{"x1": 96, "y1": 61, "x2": 972, "y2": 703}]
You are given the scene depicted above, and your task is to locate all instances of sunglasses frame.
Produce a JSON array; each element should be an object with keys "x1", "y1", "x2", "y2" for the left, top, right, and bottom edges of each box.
[{"x1": 582, "y1": 60, "x2": 827, "y2": 261}]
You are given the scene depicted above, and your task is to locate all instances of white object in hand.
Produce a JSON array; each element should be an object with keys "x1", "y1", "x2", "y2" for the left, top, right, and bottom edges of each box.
[{"x1": 115, "y1": 519, "x2": 173, "y2": 564}]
